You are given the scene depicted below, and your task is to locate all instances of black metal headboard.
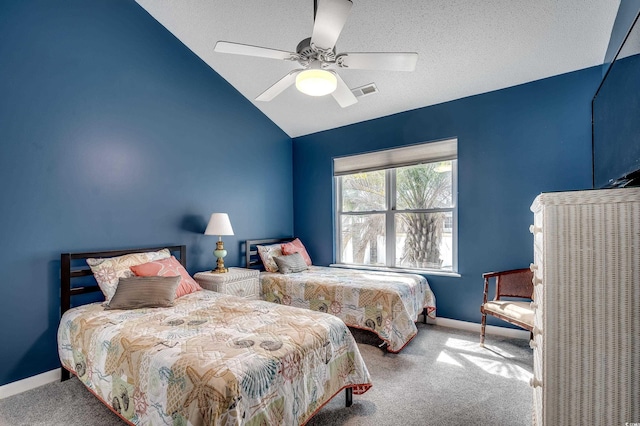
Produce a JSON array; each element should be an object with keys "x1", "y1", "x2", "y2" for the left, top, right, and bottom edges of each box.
[
  {"x1": 245, "y1": 238, "x2": 295, "y2": 270},
  {"x1": 60, "y1": 245, "x2": 186, "y2": 316}
]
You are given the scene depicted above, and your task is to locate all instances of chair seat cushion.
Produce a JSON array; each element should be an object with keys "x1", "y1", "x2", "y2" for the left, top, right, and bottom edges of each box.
[{"x1": 483, "y1": 300, "x2": 534, "y2": 327}]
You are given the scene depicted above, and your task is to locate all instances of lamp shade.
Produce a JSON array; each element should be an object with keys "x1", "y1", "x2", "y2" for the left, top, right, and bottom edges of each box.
[
  {"x1": 204, "y1": 213, "x2": 234, "y2": 236},
  {"x1": 295, "y1": 69, "x2": 337, "y2": 96}
]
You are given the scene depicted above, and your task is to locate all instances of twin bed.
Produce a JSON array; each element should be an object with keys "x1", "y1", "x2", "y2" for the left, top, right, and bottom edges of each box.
[
  {"x1": 58, "y1": 245, "x2": 372, "y2": 425},
  {"x1": 58, "y1": 240, "x2": 436, "y2": 425},
  {"x1": 246, "y1": 238, "x2": 437, "y2": 353}
]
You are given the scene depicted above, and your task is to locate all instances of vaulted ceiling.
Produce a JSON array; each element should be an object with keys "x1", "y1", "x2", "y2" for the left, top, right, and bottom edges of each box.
[{"x1": 136, "y1": 0, "x2": 620, "y2": 137}]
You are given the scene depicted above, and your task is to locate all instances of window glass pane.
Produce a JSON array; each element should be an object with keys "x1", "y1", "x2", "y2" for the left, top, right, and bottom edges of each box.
[
  {"x1": 396, "y1": 162, "x2": 453, "y2": 210},
  {"x1": 341, "y1": 171, "x2": 385, "y2": 212},
  {"x1": 340, "y1": 214, "x2": 386, "y2": 265},
  {"x1": 395, "y1": 212, "x2": 453, "y2": 270}
]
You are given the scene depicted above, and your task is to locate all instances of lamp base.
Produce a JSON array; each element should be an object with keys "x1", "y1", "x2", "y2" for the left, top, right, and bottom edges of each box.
[
  {"x1": 212, "y1": 240, "x2": 228, "y2": 273},
  {"x1": 212, "y1": 267, "x2": 228, "y2": 274}
]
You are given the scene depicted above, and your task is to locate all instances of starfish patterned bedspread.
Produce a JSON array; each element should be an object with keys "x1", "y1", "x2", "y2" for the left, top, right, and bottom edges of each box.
[
  {"x1": 261, "y1": 266, "x2": 437, "y2": 353},
  {"x1": 58, "y1": 290, "x2": 372, "y2": 425}
]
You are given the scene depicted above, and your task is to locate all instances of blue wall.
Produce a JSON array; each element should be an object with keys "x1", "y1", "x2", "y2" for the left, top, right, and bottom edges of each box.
[
  {"x1": 292, "y1": 67, "x2": 601, "y2": 324},
  {"x1": 0, "y1": 1, "x2": 292, "y2": 386}
]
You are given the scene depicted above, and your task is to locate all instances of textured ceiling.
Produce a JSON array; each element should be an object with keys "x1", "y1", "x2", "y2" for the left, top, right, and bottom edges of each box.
[{"x1": 135, "y1": 0, "x2": 620, "y2": 137}]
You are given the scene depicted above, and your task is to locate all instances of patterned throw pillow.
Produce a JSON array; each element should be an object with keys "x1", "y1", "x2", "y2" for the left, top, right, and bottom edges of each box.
[
  {"x1": 274, "y1": 252, "x2": 308, "y2": 274},
  {"x1": 281, "y1": 238, "x2": 312, "y2": 266},
  {"x1": 257, "y1": 244, "x2": 283, "y2": 272},
  {"x1": 105, "y1": 276, "x2": 181, "y2": 310},
  {"x1": 130, "y1": 256, "x2": 202, "y2": 298},
  {"x1": 87, "y1": 249, "x2": 171, "y2": 303}
]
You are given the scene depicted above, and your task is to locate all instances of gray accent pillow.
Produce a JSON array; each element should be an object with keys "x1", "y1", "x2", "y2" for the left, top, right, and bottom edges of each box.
[
  {"x1": 106, "y1": 276, "x2": 181, "y2": 310},
  {"x1": 274, "y1": 252, "x2": 308, "y2": 274}
]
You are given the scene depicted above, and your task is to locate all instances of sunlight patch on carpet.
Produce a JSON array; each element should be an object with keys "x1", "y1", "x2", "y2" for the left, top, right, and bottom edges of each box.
[
  {"x1": 444, "y1": 337, "x2": 516, "y2": 358},
  {"x1": 436, "y1": 350, "x2": 463, "y2": 367},
  {"x1": 459, "y1": 354, "x2": 533, "y2": 382}
]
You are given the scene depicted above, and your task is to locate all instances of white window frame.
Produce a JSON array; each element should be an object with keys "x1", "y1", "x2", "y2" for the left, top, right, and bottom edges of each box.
[{"x1": 333, "y1": 139, "x2": 458, "y2": 274}]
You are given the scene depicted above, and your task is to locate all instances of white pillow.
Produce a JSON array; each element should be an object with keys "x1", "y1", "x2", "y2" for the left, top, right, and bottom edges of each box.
[
  {"x1": 86, "y1": 249, "x2": 170, "y2": 302},
  {"x1": 257, "y1": 244, "x2": 282, "y2": 273}
]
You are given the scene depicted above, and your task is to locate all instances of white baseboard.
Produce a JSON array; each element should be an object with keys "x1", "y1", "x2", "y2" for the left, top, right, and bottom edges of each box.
[
  {"x1": 0, "y1": 368, "x2": 61, "y2": 400},
  {"x1": 430, "y1": 317, "x2": 530, "y2": 340}
]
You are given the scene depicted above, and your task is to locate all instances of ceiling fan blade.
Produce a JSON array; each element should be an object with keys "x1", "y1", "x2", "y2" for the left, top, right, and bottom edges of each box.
[
  {"x1": 331, "y1": 72, "x2": 358, "y2": 108},
  {"x1": 256, "y1": 70, "x2": 302, "y2": 102},
  {"x1": 336, "y1": 52, "x2": 418, "y2": 71},
  {"x1": 214, "y1": 41, "x2": 297, "y2": 61},
  {"x1": 311, "y1": 0, "x2": 353, "y2": 51}
]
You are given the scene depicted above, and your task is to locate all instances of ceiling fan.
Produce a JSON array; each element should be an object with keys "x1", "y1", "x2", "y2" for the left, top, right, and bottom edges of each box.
[{"x1": 214, "y1": 0, "x2": 418, "y2": 108}]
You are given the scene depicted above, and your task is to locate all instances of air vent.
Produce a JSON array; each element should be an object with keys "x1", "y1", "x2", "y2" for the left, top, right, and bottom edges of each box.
[{"x1": 351, "y1": 83, "x2": 379, "y2": 98}]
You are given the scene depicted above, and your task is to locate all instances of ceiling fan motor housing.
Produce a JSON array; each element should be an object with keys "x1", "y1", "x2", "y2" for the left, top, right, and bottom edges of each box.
[{"x1": 296, "y1": 37, "x2": 336, "y2": 65}]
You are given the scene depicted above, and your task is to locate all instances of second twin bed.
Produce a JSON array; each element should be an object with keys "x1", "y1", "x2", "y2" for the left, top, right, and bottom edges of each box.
[{"x1": 246, "y1": 238, "x2": 437, "y2": 353}]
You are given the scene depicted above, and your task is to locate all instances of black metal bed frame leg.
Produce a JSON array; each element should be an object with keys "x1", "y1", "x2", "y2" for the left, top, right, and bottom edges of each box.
[
  {"x1": 61, "y1": 368, "x2": 71, "y2": 382},
  {"x1": 423, "y1": 308, "x2": 428, "y2": 324},
  {"x1": 345, "y1": 387, "x2": 353, "y2": 407}
]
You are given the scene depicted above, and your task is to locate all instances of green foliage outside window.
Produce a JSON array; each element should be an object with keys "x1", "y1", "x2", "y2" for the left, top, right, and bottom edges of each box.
[{"x1": 338, "y1": 160, "x2": 455, "y2": 271}]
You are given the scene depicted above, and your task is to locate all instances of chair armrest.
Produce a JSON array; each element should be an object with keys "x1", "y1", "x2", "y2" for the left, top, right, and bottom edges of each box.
[{"x1": 482, "y1": 268, "x2": 530, "y2": 279}]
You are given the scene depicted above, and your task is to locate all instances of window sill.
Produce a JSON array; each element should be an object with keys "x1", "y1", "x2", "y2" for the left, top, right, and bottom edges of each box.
[{"x1": 329, "y1": 263, "x2": 461, "y2": 278}]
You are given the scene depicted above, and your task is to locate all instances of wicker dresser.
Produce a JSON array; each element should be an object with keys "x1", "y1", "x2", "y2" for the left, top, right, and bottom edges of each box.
[
  {"x1": 194, "y1": 268, "x2": 261, "y2": 300},
  {"x1": 529, "y1": 188, "x2": 640, "y2": 425}
]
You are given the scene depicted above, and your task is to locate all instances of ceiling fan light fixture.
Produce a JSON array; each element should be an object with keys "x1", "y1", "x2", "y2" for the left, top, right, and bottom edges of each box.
[{"x1": 295, "y1": 69, "x2": 337, "y2": 96}]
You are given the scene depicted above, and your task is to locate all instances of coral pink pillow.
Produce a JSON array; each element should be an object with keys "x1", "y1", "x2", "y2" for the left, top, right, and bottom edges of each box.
[
  {"x1": 281, "y1": 238, "x2": 312, "y2": 266},
  {"x1": 130, "y1": 256, "x2": 202, "y2": 298}
]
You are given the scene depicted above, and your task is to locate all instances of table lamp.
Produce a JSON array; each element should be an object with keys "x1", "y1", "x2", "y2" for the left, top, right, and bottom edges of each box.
[{"x1": 204, "y1": 213, "x2": 234, "y2": 273}]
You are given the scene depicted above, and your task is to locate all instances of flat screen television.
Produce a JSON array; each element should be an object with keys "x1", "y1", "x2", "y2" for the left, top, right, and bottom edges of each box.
[{"x1": 593, "y1": 10, "x2": 640, "y2": 188}]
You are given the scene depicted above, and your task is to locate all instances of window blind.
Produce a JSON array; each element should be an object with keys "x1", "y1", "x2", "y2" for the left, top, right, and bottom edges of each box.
[{"x1": 333, "y1": 138, "x2": 457, "y2": 176}]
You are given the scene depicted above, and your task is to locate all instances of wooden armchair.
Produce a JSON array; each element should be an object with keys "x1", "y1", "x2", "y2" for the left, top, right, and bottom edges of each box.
[{"x1": 480, "y1": 268, "x2": 534, "y2": 346}]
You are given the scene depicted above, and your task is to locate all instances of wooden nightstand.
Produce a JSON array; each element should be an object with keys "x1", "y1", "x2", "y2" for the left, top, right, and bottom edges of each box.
[{"x1": 193, "y1": 268, "x2": 261, "y2": 300}]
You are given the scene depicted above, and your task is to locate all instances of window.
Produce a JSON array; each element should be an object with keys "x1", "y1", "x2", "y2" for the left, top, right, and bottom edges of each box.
[{"x1": 334, "y1": 139, "x2": 457, "y2": 272}]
